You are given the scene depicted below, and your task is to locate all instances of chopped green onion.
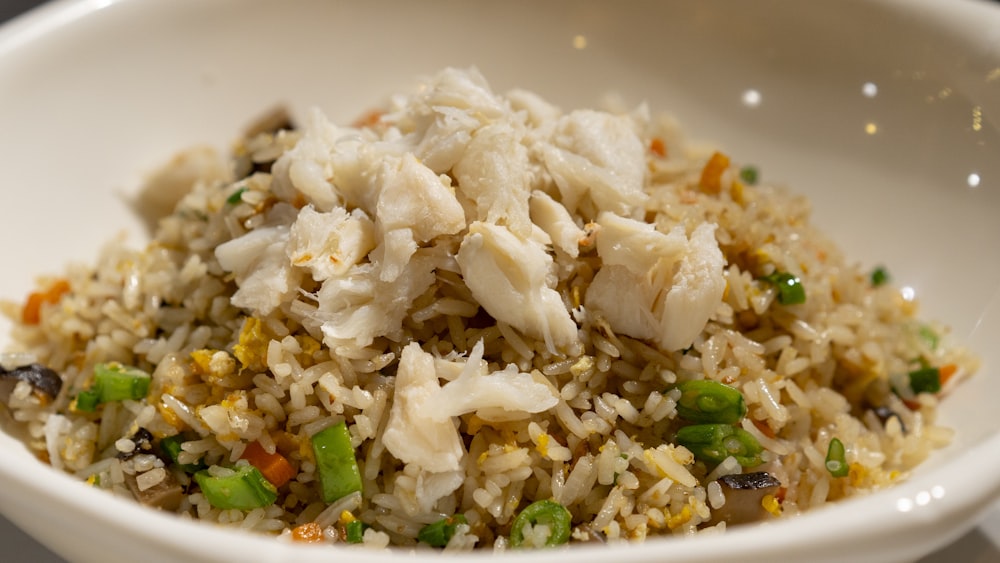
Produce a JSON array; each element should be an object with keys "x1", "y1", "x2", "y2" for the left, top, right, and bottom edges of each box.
[
  {"x1": 675, "y1": 423, "x2": 763, "y2": 467},
  {"x1": 870, "y1": 266, "x2": 890, "y2": 287},
  {"x1": 509, "y1": 499, "x2": 572, "y2": 548},
  {"x1": 311, "y1": 421, "x2": 363, "y2": 503},
  {"x1": 194, "y1": 464, "x2": 277, "y2": 510},
  {"x1": 918, "y1": 325, "x2": 939, "y2": 351},
  {"x1": 676, "y1": 380, "x2": 747, "y2": 424},
  {"x1": 418, "y1": 514, "x2": 468, "y2": 547},
  {"x1": 825, "y1": 437, "x2": 848, "y2": 477},
  {"x1": 739, "y1": 165, "x2": 759, "y2": 185},
  {"x1": 759, "y1": 271, "x2": 806, "y2": 305},
  {"x1": 344, "y1": 519, "x2": 368, "y2": 544},
  {"x1": 159, "y1": 434, "x2": 207, "y2": 473},
  {"x1": 75, "y1": 362, "x2": 151, "y2": 412},
  {"x1": 226, "y1": 186, "x2": 248, "y2": 205},
  {"x1": 908, "y1": 367, "x2": 941, "y2": 395},
  {"x1": 75, "y1": 389, "x2": 100, "y2": 412}
]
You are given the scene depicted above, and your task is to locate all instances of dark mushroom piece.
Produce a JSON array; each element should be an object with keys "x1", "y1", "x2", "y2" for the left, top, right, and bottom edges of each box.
[
  {"x1": 117, "y1": 427, "x2": 156, "y2": 461},
  {"x1": 873, "y1": 405, "x2": 907, "y2": 434},
  {"x1": 0, "y1": 363, "x2": 63, "y2": 406},
  {"x1": 116, "y1": 427, "x2": 186, "y2": 510},
  {"x1": 123, "y1": 469, "x2": 185, "y2": 511},
  {"x1": 708, "y1": 471, "x2": 782, "y2": 526}
]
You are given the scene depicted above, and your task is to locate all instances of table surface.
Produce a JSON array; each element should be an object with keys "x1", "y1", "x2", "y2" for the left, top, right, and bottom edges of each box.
[{"x1": 1, "y1": 0, "x2": 999, "y2": 561}]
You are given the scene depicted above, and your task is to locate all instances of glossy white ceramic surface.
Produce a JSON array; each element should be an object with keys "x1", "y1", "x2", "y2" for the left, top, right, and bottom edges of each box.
[{"x1": 0, "y1": 1, "x2": 998, "y2": 562}]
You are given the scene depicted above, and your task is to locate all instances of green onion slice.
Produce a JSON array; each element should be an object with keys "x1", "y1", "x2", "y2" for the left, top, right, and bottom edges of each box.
[
  {"x1": 509, "y1": 499, "x2": 572, "y2": 548},
  {"x1": 418, "y1": 514, "x2": 468, "y2": 547},
  {"x1": 825, "y1": 437, "x2": 849, "y2": 477},
  {"x1": 675, "y1": 380, "x2": 747, "y2": 424},
  {"x1": 675, "y1": 423, "x2": 764, "y2": 467}
]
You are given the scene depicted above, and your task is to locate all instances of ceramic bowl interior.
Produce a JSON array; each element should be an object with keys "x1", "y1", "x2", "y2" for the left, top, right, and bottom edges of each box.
[{"x1": 0, "y1": 1, "x2": 998, "y2": 562}]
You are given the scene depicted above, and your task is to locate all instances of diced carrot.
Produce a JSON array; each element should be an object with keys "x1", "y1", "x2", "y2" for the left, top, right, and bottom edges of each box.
[
  {"x1": 21, "y1": 279, "x2": 71, "y2": 325},
  {"x1": 938, "y1": 363, "x2": 958, "y2": 387},
  {"x1": 241, "y1": 440, "x2": 296, "y2": 488},
  {"x1": 291, "y1": 522, "x2": 324, "y2": 543},
  {"x1": 351, "y1": 109, "x2": 383, "y2": 129},
  {"x1": 649, "y1": 137, "x2": 667, "y2": 157},
  {"x1": 698, "y1": 151, "x2": 731, "y2": 194}
]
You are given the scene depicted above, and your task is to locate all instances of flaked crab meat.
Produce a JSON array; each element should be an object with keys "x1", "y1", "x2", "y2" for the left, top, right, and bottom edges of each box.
[
  {"x1": 286, "y1": 205, "x2": 376, "y2": 282},
  {"x1": 270, "y1": 108, "x2": 344, "y2": 211},
  {"x1": 373, "y1": 153, "x2": 466, "y2": 281},
  {"x1": 585, "y1": 212, "x2": 726, "y2": 352},
  {"x1": 453, "y1": 120, "x2": 533, "y2": 237},
  {"x1": 456, "y1": 221, "x2": 579, "y2": 354},
  {"x1": 214, "y1": 224, "x2": 302, "y2": 316},
  {"x1": 313, "y1": 254, "x2": 438, "y2": 353},
  {"x1": 529, "y1": 190, "x2": 586, "y2": 258},
  {"x1": 540, "y1": 109, "x2": 648, "y2": 218},
  {"x1": 383, "y1": 340, "x2": 557, "y2": 475}
]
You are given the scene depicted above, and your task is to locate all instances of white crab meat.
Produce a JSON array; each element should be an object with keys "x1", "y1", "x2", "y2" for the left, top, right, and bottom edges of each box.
[
  {"x1": 432, "y1": 340, "x2": 557, "y2": 421},
  {"x1": 456, "y1": 221, "x2": 578, "y2": 353},
  {"x1": 286, "y1": 205, "x2": 376, "y2": 282},
  {"x1": 376, "y1": 153, "x2": 466, "y2": 243},
  {"x1": 383, "y1": 341, "x2": 557, "y2": 474},
  {"x1": 383, "y1": 342, "x2": 466, "y2": 473},
  {"x1": 314, "y1": 255, "x2": 437, "y2": 352},
  {"x1": 541, "y1": 109, "x2": 648, "y2": 216},
  {"x1": 215, "y1": 226, "x2": 301, "y2": 316},
  {"x1": 372, "y1": 153, "x2": 466, "y2": 281},
  {"x1": 270, "y1": 108, "x2": 343, "y2": 211},
  {"x1": 529, "y1": 190, "x2": 586, "y2": 257},
  {"x1": 453, "y1": 121, "x2": 533, "y2": 237},
  {"x1": 392, "y1": 67, "x2": 507, "y2": 174},
  {"x1": 585, "y1": 213, "x2": 726, "y2": 351}
]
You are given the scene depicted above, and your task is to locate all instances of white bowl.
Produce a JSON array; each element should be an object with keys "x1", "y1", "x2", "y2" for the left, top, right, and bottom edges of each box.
[{"x1": 1, "y1": 0, "x2": 998, "y2": 561}]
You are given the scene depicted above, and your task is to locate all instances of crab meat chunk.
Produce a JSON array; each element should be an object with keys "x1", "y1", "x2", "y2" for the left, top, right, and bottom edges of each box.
[
  {"x1": 541, "y1": 109, "x2": 647, "y2": 216},
  {"x1": 453, "y1": 121, "x2": 533, "y2": 237},
  {"x1": 373, "y1": 153, "x2": 466, "y2": 281},
  {"x1": 456, "y1": 221, "x2": 578, "y2": 353},
  {"x1": 383, "y1": 341, "x2": 557, "y2": 474},
  {"x1": 585, "y1": 213, "x2": 725, "y2": 351},
  {"x1": 215, "y1": 226, "x2": 301, "y2": 316},
  {"x1": 286, "y1": 205, "x2": 376, "y2": 282},
  {"x1": 529, "y1": 190, "x2": 585, "y2": 258}
]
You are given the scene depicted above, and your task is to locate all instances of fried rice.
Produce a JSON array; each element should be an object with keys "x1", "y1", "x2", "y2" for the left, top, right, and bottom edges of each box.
[{"x1": 0, "y1": 67, "x2": 978, "y2": 551}]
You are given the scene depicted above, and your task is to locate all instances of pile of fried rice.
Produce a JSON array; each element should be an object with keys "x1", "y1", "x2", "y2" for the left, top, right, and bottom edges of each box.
[{"x1": 0, "y1": 68, "x2": 977, "y2": 551}]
